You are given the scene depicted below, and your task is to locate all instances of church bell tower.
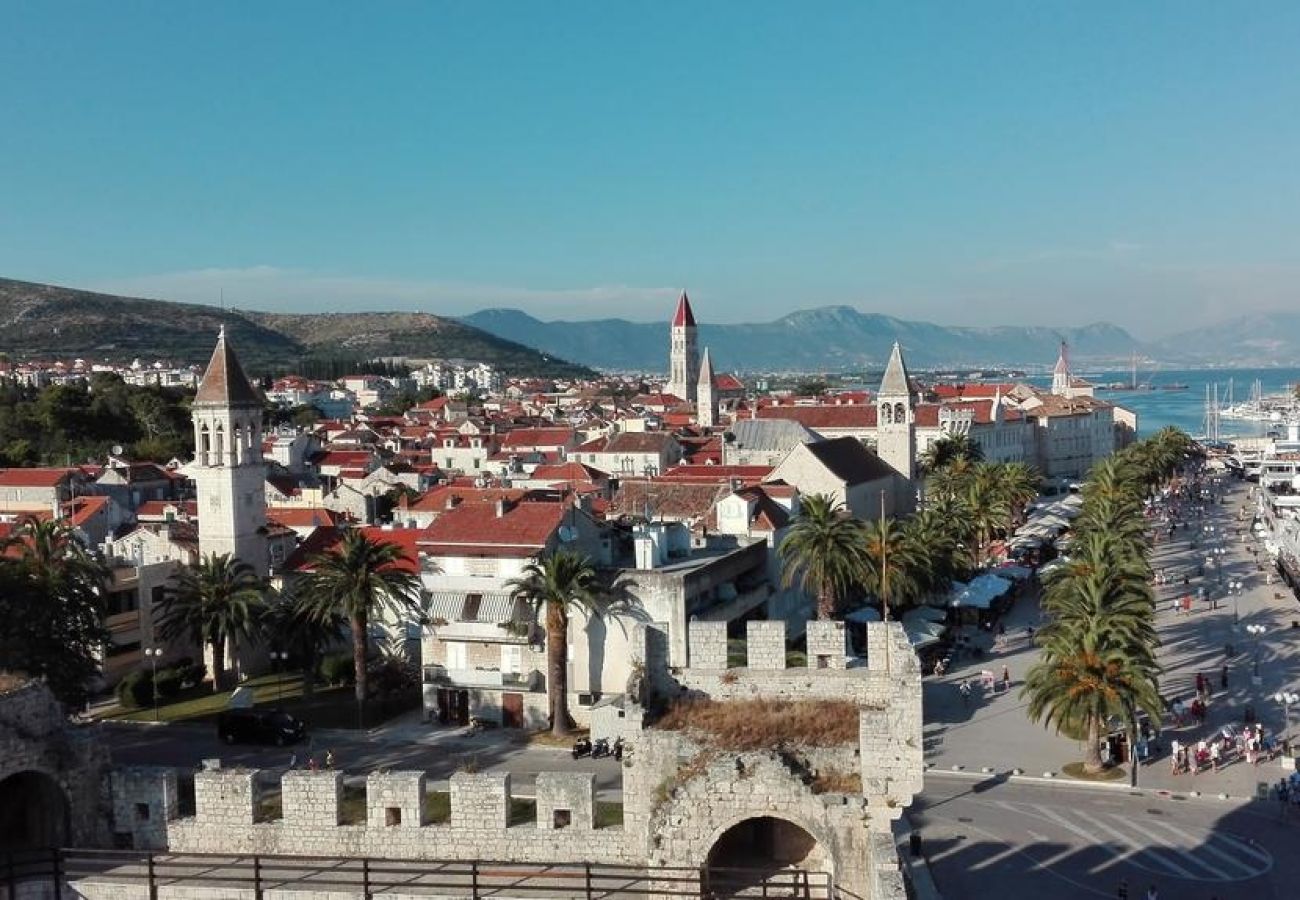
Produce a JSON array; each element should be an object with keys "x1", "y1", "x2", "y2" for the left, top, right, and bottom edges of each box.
[{"x1": 191, "y1": 327, "x2": 268, "y2": 576}]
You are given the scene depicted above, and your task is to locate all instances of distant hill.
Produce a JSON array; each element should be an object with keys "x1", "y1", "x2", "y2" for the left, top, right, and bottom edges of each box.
[
  {"x1": 462, "y1": 306, "x2": 1143, "y2": 372},
  {"x1": 1149, "y1": 312, "x2": 1300, "y2": 367},
  {"x1": 0, "y1": 279, "x2": 593, "y2": 378}
]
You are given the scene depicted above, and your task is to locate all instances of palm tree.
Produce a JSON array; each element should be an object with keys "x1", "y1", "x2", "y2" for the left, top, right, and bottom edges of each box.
[
  {"x1": 964, "y1": 463, "x2": 1011, "y2": 565},
  {"x1": 0, "y1": 517, "x2": 110, "y2": 704},
  {"x1": 1022, "y1": 643, "x2": 1162, "y2": 773},
  {"x1": 861, "y1": 515, "x2": 923, "y2": 619},
  {"x1": 920, "y1": 433, "x2": 984, "y2": 475},
  {"x1": 260, "y1": 587, "x2": 346, "y2": 701},
  {"x1": 996, "y1": 462, "x2": 1041, "y2": 534},
  {"x1": 158, "y1": 553, "x2": 266, "y2": 692},
  {"x1": 778, "y1": 494, "x2": 871, "y2": 619},
  {"x1": 506, "y1": 550, "x2": 604, "y2": 738},
  {"x1": 301, "y1": 530, "x2": 423, "y2": 726}
]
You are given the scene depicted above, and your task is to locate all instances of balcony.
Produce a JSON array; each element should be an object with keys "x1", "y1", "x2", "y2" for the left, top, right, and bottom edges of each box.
[
  {"x1": 430, "y1": 620, "x2": 535, "y2": 645},
  {"x1": 422, "y1": 665, "x2": 543, "y2": 691}
]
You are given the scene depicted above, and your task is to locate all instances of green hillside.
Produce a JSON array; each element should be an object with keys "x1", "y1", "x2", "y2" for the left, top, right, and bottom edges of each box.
[{"x1": 0, "y1": 278, "x2": 592, "y2": 378}]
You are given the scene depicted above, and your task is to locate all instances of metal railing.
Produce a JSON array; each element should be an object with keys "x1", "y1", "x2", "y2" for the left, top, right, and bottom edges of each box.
[{"x1": 4, "y1": 848, "x2": 830, "y2": 900}]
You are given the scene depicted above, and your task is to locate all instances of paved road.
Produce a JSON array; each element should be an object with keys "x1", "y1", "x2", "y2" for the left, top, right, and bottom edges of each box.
[
  {"x1": 912, "y1": 774, "x2": 1297, "y2": 899},
  {"x1": 102, "y1": 721, "x2": 626, "y2": 794},
  {"x1": 923, "y1": 475, "x2": 1300, "y2": 799}
]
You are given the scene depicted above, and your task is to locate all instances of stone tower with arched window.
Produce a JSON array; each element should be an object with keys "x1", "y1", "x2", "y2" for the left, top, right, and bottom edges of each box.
[
  {"x1": 191, "y1": 327, "x2": 268, "y2": 576},
  {"x1": 876, "y1": 341, "x2": 915, "y2": 505}
]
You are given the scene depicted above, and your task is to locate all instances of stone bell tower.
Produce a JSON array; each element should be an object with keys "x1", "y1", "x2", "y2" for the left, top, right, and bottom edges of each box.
[
  {"x1": 876, "y1": 341, "x2": 916, "y2": 512},
  {"x1": 190, "y1": 327, "x2": 268, "y2": 576},
  {"x1": 666, "y1": 290, "x2": 699, "y2": 402}
]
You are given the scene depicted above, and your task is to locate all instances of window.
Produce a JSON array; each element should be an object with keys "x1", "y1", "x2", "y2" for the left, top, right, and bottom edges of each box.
[
  {"x1": 553, "y1": 809, "x2": 571, "y2": 829},
  {"x1": 501, "y1": 645, "x2": 521, "y2": 675},
  {"x1": 106, "y1": 589, "x2": 139, "y2": 616},
  {"x1": 445, "y1": 642, "x2": 468, "y2": 670},
  {"x1": 134, "y1": 803, "x2": 150, "y2": 823},
  {"x1": 385, "y1": 807, "x2": 402, "y2": 826},
  {"x1": 462, "y1": 594, "x2": 482, "y2": 621}
]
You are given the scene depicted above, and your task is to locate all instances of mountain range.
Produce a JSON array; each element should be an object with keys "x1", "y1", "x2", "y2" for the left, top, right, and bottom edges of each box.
[
  {"x1": 465, "y1": 306, "x2": 1300, "y2": 372},
  {"x1": 0, "y1": 279, "x2": 592, "y2": 378}
]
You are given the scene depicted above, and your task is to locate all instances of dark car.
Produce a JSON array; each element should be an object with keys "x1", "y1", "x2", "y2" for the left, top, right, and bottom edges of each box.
[{"x1": 217, "y1": 709, "x2": 306, "y2": 746}]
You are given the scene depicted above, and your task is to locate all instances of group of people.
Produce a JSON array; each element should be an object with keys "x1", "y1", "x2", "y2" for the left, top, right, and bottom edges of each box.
[
  {"x1": 1272, "y1": 770, "x2": 1300, "y2": 818},
  {"x1": 1168, "y1": 723, "x2": 1278, "y2": 776}
]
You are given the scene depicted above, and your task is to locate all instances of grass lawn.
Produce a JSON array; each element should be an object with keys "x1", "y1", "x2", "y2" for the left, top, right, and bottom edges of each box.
[{"x1": 98, "y1": 671, "x2": 418, "y2": 730}]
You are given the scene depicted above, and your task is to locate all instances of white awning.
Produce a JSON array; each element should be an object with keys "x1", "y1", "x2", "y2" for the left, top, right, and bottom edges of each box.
[{"x1": 425, "y1": 591, "x2": 521, "y2": 624}]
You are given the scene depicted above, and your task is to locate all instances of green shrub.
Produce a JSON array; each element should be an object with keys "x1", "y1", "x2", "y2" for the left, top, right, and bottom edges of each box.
[
  {"x1": 174, "y1": 657, "x2": 206, "y2": 687},
  {"x1": 319, "y1": 653, "x2": 355, "y2": 686},
  {"x1": 114, "y1": 669, "x2": 154, "y2": 709},
  {"x1": 153, "y1": 667, "x2": 183, "y2": 699}
]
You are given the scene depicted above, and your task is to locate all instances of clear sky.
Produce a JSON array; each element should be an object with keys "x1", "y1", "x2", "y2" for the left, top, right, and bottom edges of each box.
[{"x1": 2, "y1": 2, "x2": 1298, "y2": 337}]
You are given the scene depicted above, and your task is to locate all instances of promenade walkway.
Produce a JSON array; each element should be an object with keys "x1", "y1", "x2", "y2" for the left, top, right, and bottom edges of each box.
[{"x1": 921, "y1": 474, "x2": 1300, "y2": 799}]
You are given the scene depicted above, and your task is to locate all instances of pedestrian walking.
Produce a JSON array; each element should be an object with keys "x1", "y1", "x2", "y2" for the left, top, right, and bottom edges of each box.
[
  {"x1": 1221, "y1": 665, "x2": 1229, "y2": 691},
  {"x1": 307, "y1": 756, "x2": 318, "y2": 771},
  {"x1": 1001, "y1": 665, "x2": 1010, "y2": 692},
  {"x1": 959, "y1": 680, "x2": 971, "y2": 707},
  {"x1": 288, "y1": 752, "x2": 297, "y2": 770},
  {"x1": 1145, "y1": 885, "x2": 1158, "y2": 900}
]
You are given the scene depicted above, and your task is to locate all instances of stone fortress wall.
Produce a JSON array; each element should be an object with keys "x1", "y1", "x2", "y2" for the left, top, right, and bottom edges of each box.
[
  {"x1": 106, "y1": 620, "x2": 922, "y2": 900},
  {"x1": 0, "y1": 678, "x2": 111, "y2": 848}
]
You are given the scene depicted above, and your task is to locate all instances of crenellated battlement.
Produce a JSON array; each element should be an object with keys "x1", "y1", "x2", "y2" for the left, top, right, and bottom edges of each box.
[{"x1": 107, "y1": 620, "x2": 921, "y2": 899}]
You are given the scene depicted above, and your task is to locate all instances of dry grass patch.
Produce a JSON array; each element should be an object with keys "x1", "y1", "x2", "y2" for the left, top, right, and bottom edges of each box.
[
  {"x1": 810, "y1": 771, "x2": 862, "y2": 795},
  {"x1": 656, "y1": 698, "x2": 860, "y2": 749}
]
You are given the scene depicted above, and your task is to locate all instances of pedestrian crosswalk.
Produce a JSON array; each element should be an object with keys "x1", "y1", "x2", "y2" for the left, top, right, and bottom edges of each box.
[{"x1": 994, "y1": 801, "x2": 1272, "y2": 883}]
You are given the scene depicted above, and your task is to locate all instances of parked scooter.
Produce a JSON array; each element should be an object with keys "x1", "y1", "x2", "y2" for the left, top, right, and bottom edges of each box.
[
  {"x1": 592, "y1": 738, "x2": 611, "y2": 758},
  {"x1": 571, "y1": 737, "x2": 592, "y2": 759}
]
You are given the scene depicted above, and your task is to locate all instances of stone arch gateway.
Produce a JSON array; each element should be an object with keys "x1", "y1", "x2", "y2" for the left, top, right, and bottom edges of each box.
[
  {"x1": 0, "y1": 770, "x2": 70, "y2": 848},
  {"x1": 704, "y1": 814, "x2": 831, "y2": 896}
]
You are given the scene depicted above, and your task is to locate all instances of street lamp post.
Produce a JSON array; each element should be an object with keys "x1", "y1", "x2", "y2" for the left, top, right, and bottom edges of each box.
[
  {"x1": 270, "y1": 650, "x2": 289, "y2": 707},
  {"x1": 1274, "y1": 691, "x2": 1298, "y2": 744},
  {"x1": 1245, "y1": 624, "x2": 1266, "y2": 679},
  {"x1": 144, "y1": 646, "x2": 165, "y2": 721}
]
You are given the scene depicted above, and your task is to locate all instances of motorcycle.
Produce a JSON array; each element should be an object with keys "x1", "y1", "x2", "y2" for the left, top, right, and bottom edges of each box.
[
  {"x1": 571, "y1": 737, "x2": 592, "y2": 759},
  {"x1": 592, "y1": 738, "x2": 610, "y2": 758}
]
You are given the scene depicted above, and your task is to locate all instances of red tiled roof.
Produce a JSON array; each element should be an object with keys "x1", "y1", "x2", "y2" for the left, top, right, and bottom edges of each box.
[
  {"x1": 64, "y1": 495, "x2": 110, "y2": 528},
  {"x1": 530, "y1": 462, "x2": 606, "y2": 483},
  {"x1": 0, "y1": 468, "x2": 79, "y2": 488},
  {"x1": 499, "y1": 428, "x2": 575, "y2": 449},
  {"x1": 267, "y1": 507, "x2": 343, "y2": 528},
  {"x1": 757, "y1": 406, "x2": 877, "y2": 429},
  {"x1": 661, "y1": 464, "x2": 773, "y2": 485},
  {"x1": 284, "y1": 526, "x2": 422, "y2": 573},
  {"x1": 418, "y1": 500, "x2": 565, "y2": 555},
  {"x1": 136, "y1": 500, "x2": 198, "y2": 519},
  {"x1": 714, "y1": 373, "x2": 744, "y2": 392}
]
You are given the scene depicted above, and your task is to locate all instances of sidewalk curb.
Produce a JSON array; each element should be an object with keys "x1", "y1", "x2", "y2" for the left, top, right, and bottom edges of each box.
[
  {"x1": 925, "y1": 766, "x2": 1259, "y2": 804},
  {"x1": 895, "y1": 814, "x2": 944, "y2": 900}
]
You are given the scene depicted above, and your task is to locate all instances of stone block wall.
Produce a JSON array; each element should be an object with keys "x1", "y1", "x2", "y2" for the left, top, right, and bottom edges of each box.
[
  {"x1": 449, "y1": 772, "x2": 509, "y2": 830},
  {"x1": 535, "y1": 773, "x2": 594, "y2": 831},
  {"x1": 193, "y1": 768, "x2": 256, "y2": 826},
  {"x1": 806, "y1": 620, "x2": 848, "y2": 669},
  {"x1": 745, "y1": 620, "x2": 786, "y2": 669},
  {"x1": 687, "y1": 620, "x2": 727, "y2": 670},
  {"x1": 109, "y1": 767, "x2": 177, "y2": 850},
  {"x1": 0, "y1": 679, "x2": 110, "y2": 847},
  {"x1": 283, "y1": 770, "x2": 342, "y2": 826},
  {"x1": 366, "y1": 771, "x2": 426, "y2": 828}
]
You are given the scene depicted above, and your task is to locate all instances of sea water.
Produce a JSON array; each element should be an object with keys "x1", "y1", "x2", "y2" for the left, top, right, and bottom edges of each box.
[{"x1": 1079, "y1": 368, "x2": 1300, "y2": 439}]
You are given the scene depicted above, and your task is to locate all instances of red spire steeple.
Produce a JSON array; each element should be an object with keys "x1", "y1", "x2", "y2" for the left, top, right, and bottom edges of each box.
[{"x1": 672, "y1": 290, "x2": 696, "y2": 328}]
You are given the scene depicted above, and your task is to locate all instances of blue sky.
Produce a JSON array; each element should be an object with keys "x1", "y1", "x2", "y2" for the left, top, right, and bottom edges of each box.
[{"x1": 2, "y1": 2, "x2": 1298, "y2": 337}]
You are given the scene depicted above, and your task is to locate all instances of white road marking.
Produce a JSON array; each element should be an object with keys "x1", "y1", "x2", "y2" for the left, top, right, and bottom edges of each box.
[
  {"x1": 1143, "y1": 817, "x2": 1271, "y2": 878},
  {"x1": 1099, "y1": 814, "x2": 1232, "y2": 881}
]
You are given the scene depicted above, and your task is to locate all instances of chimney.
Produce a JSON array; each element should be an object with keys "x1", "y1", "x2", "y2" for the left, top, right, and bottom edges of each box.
[
  {"x1": 494, "y1": 498, "x2": 508, "y2": 518},
  {"x1": 445, "y1": 495, "x2": 461, "y2": 510}
]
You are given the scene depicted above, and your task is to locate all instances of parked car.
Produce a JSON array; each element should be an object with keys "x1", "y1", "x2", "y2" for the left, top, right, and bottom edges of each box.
[{"x1": 217, "y1": 709, "x2": 306, "y2": 746}]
